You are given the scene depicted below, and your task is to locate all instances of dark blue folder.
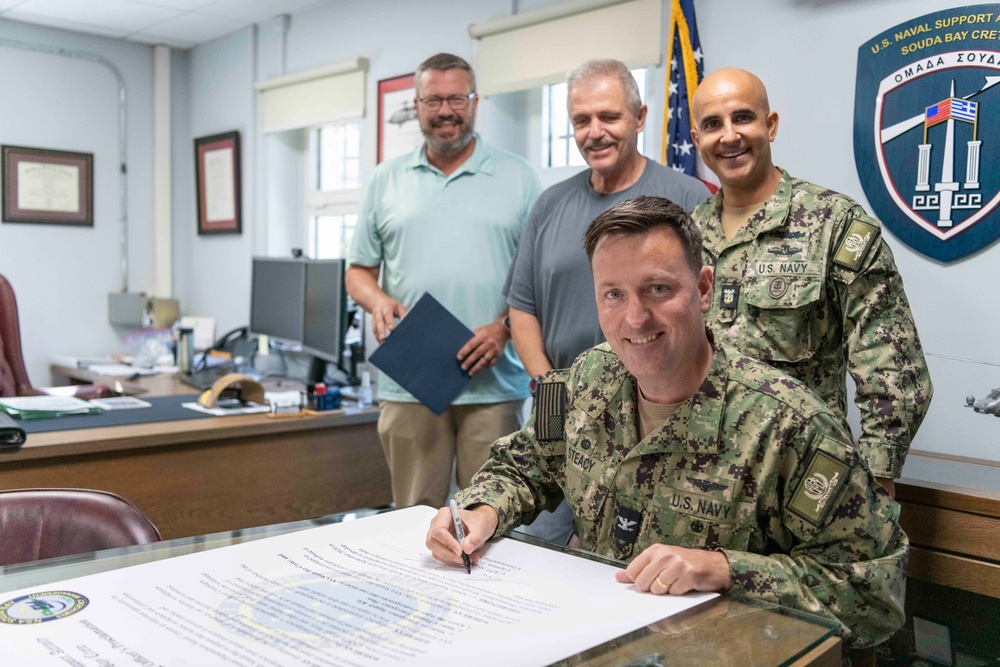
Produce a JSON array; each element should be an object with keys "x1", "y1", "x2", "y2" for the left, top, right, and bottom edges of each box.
[{"x1": 368, "y1": 292, "x2": 473, "y2": 415}]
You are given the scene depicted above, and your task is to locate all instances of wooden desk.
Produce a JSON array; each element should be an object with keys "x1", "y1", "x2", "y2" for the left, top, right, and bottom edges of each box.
[
  {"x1": 897, "y1": 450, "x2": 1000, "y2": 599},
  {"x1": 4, "y1": 373, "x2": 391, "y2": 541}
]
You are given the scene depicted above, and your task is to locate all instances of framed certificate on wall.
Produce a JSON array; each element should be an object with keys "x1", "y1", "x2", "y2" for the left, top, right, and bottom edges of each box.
[
  {"x1": 194, "y1": 131, "x2": 242, "y2": 235},
  {"x1": 1, "y1": 145, "x2": 93, "y2": 226}
]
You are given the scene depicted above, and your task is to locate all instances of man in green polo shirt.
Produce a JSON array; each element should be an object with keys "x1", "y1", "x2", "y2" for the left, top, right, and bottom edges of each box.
[{"x1": 346, "y1": 53, "x2": 541, "y2": 509}]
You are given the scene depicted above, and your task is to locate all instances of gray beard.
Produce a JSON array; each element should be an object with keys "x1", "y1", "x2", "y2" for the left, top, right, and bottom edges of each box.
[{"x1": 425, "y1": 123, "x2": 475, "y2": 156}]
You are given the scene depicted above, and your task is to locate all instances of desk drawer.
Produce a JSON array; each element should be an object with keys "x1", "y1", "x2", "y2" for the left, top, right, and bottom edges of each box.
[
  {"x1": 899, "y1": 501, "x2": 1000, "y2": 562},
  {"x1": 907, "y1": 546, "x2": 1000, "y2": 598}
]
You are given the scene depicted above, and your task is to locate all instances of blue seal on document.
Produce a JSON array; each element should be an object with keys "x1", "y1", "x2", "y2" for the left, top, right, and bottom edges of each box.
[
  {"x1": 212, "y1": 565, "x2": 454, "y2": 655},
  {"x1": 0, "y1": 590, "x2": 89, "y2": 624}
]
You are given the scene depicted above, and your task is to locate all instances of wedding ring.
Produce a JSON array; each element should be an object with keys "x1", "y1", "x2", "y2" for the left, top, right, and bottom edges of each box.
[{"x1": 654, "y1": 576, "x2": 670, "y2": 592}]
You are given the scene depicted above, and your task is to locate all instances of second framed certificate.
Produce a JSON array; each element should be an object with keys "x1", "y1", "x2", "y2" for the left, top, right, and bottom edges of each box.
[{"x1": 195, "y1": 131, "x2": 242, "y2": 235}]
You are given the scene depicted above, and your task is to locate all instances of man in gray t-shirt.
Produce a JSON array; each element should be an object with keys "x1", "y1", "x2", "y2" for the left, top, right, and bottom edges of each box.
[
  {"x1": 507, "y1": 159, "x2": 708, "y2": 370},
  {"x1": 506, "y1": 60, "x2": 709, "y2": 375},
  {"x1": 504, "y1": 60, "x2": 709, "y2": 543}
]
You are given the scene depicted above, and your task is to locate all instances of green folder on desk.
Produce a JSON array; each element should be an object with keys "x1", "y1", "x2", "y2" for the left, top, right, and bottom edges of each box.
[{"x1": 0, "y1": 395, "x2": 99, "y2": 421}]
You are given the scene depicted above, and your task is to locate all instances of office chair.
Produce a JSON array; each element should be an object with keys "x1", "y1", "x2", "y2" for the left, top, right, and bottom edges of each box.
[
  {"x1": 0, "y1": 488, "x2": 161, "y2": 566},
  {"x1": 0, "y1": 272, "x2": 109, "y2": 399},
  {"x1": 0, "y1": 273, "x2": 41, "y2": 397}
]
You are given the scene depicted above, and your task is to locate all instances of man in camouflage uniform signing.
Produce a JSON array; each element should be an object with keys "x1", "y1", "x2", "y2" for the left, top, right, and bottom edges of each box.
[
  {"x1": 427, "y1": 197, "x2": 907, "y2": 649},
  {"x1": 689, "y1": 68, "x2": 933, "y2": 494}
]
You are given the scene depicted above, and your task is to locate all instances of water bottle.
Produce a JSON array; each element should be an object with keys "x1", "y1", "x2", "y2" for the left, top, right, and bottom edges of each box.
[
  {"x1": 358, "y1": 371, "x2": 373, "y2": 407},
  {"x1": 176, "y1": 328, "x2": 194, "y2": 374}
]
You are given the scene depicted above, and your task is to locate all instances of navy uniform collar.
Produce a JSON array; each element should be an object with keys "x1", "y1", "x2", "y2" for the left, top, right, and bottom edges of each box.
[{"x1": 574, "y1": 335, "x2": 727, "y2": 457}]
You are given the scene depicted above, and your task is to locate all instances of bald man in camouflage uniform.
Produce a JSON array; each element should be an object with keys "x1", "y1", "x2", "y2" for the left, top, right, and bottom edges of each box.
[
  {"x1": 427, "y1": 197, "x2": 907, "y2": 650},
  {"x1": 690, "y1": 68, "x2": 932, "y2": 492}
]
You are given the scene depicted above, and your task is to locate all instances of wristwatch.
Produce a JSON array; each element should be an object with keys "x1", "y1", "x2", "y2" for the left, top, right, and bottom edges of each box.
[{"x1": 529, "y1": 374, "x2": 545, "y2": 396}]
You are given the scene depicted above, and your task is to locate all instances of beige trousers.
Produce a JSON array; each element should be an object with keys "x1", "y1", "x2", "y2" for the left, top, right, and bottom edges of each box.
[{"x1": 377, "y1": 400, "x2": 521, "y2": 509}]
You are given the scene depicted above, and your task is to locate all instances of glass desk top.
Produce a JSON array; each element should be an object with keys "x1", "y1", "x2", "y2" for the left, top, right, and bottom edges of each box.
[{"x1": 0, "y1": 510, "x2": 840, "y2": 667}]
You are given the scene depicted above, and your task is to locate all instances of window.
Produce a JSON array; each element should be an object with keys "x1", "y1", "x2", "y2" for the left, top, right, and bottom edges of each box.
[
  {"x1": 306, "y1": 120, "x2": 364, "y2": 259},
  {"x1": 313, "y1": 213, "x2": 358, "y2": 260},
  {"x1": 542, "y1": 68, "x2": 646, "y2": 168}
]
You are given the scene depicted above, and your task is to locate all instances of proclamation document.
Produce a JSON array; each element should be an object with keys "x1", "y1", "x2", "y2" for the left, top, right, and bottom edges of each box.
[
  {"x1": 202, "y1": 146, "x2": 236, "y2": 223},
  {"x1": 0, "y1": 506, "x2": 717, "y2": 666}
]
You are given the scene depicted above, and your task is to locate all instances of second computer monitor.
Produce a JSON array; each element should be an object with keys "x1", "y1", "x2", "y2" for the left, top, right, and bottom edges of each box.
[
  {"x1": 249, "y1": 257, "x2": 346, "y2": 366},
  {"x1": 302, "y1": 259, "x2": 346, "y2": 364}
]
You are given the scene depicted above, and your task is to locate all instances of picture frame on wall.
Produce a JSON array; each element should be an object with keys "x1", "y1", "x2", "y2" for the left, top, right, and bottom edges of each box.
[
  {"x1": 377, "y1": 73, "x2": 423, "y2": 163},
  {"x1": 1, "y1": 145, "x2": 94, "y2": 226},
  {"x1": 194, "y1": 131, "x2": 242, "y2": 235}
]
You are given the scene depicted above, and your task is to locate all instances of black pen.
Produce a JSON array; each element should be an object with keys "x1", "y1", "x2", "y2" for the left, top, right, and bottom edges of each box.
[{"x1": 449, "y1": 499, "x2": 472, "y2": 574}]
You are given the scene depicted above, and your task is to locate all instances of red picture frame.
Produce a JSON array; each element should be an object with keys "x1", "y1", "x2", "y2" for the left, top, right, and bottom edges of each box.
[
  {"x1": 377, "y1": 73, "x2": 422, "y2": 164},
  {"x1": 194, "y1": 131, "x2": 242, "y2": 235},
  {"x1": 1, "y1": 145, "x2": 93, "y2": 226}
]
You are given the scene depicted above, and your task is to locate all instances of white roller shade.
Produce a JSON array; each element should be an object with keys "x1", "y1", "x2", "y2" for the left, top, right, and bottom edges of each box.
[
  {"x1": 256, "y1": 58, "x2": 369, "y2": 133},
  {"x1": 471, "y1": 0, "x2": 661, "y2": 96}
]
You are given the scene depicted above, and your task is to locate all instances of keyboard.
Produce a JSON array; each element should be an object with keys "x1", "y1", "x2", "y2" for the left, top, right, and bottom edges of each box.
[{"x1": 181, "y1": 366, "x2": 236, "y2": 391}]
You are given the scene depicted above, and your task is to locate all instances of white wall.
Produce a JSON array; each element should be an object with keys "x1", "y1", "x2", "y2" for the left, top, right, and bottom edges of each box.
[
  {"x1": 172, "y1": 28, "x2": 256, "y2": 339},
  {"x1": 0, "y1": 19, "x2": 154, "y2": 384},
  {"x1": 694, "y1": 0, "x2": 997, "y2": 461}
]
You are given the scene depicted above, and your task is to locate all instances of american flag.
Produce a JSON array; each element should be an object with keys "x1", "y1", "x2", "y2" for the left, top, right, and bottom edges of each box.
[
  {"x1": 925, "y1": 99, "x2": 952, "y2": 127},
  {"x1": 662, "y1": 0, "x2": 715, "y2": 190}
]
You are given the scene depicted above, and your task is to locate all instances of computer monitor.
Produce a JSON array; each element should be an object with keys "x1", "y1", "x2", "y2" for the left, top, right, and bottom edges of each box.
[
  {"x1": 302, "y1": 259, "x2": 347, "y2": 365},
  {"x1": 249, "y1": 257, "x2": 349, "y2": 383},
  {"x1": 249, "y1": 258, "x2": 306, "y2": 344}
]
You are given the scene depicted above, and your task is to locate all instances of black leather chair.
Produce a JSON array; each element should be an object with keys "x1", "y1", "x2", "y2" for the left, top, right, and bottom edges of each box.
[{"x1": 0, "y1": 488, "x2": 161, "y2": 566}]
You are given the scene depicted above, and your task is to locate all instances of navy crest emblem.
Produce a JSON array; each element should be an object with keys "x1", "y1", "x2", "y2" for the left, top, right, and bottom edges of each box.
[
  {"x1": 854, "y1": 4, "x2": 1000, "y2": 262},
  {"x1": 768, "y1": 276, "x2": 789, "y2": 299}
]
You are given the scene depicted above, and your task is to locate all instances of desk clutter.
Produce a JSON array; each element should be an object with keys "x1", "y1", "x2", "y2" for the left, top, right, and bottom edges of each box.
[
  {"x1": 0, "y1": 395, "x2": 99, "y2": 420},
  {"x1": 306, "y1": 382, "x2": 340, "y2": 411},
  {"x1": 182, "y1": 372, "x2": 271, "y2": 416},
  {"x1": 15, "y1": 395, "x2": 213, "y2": 435},
  {"x1": 0, "y1": 411, "x2": 26, "y2": 449}
]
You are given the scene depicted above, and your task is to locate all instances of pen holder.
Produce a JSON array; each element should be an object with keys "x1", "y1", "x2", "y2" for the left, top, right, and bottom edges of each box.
[{"x1": 307, "y1": 384, "x2": 341, "y2": 411}]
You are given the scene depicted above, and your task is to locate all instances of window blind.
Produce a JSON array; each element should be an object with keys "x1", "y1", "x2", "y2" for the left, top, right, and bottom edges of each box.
[
  {"x1": 470, "y1": 0, "x2": 661, "y2": 96},
  {"x1": 256, "y1": 58, "x2": 368, "y2": 133}
]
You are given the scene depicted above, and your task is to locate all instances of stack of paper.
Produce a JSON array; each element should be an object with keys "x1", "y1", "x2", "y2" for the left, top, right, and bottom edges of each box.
[
  {"x1": 85, "y1": 364, "x2": 159, "y2": 377},
  {"x1": 0, "y1": 395, "x2": 99, "y2": 420},
  {"x1": 181, "y1": 401, "x2": 271, "y2": 416}
]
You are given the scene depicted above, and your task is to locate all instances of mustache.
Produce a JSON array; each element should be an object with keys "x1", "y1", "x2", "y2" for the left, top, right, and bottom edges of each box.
[
  {"x1": 432, "y1": 114, "x2": 463, "y2": 127},
  {"x1": 585, "y1": 140, "x2": 614, "y2": 152}
]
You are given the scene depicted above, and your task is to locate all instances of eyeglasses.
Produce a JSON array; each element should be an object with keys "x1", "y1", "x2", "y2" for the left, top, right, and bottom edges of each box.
[{"x1": 417, "y1": 93, "x2": 476, "y2": 110}]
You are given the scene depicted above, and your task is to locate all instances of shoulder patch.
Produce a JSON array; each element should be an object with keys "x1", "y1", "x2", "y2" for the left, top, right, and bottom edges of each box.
[
  {"x1": 788, "y1": 448, "x2": 851, "y2": 526},
  {"x1": 534, "y1": 382, "x2": 566, "y2": 441},
  {"x1": 833, "y1": 218, "x2": 878, "y2": 271}
]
